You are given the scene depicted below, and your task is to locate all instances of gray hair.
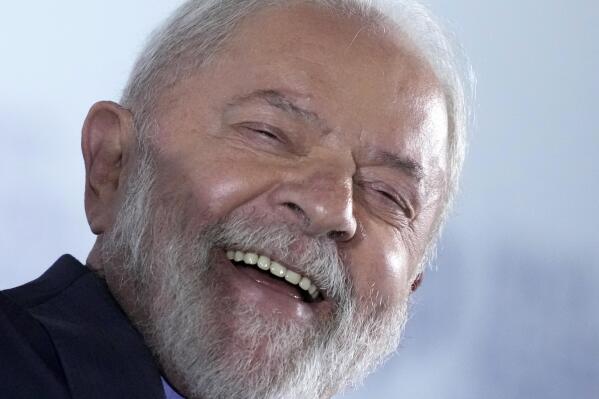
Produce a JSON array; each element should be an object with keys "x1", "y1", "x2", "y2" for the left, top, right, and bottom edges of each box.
[{"x1": 121, "y1": 0, "x2": 473, "y2": 260}]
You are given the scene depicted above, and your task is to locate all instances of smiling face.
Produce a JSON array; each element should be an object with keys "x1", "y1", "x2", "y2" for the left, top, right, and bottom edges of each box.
[
  {"x1": 150, "y1": 2, "x2": 447, "y2": 310},
  {"x1": 87, "y1": 3, "x2": 449, "y2": 398}
]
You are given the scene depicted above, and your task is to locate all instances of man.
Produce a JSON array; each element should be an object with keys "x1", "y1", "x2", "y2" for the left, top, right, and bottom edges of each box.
[{"x1": 0, "y1": 0, "x2": 469, "y2": 398}]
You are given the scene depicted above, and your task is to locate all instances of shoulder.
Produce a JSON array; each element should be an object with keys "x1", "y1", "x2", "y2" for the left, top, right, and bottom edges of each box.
[
  {"x1": 0, "y1": 255, "x2": 166, "y2": 399},
  {"x1": 0, "y1": 255, "x2": 85, "y2": 398},
  {"x1": 2, "y1": 254, "x2": 89, "y2": 309}
]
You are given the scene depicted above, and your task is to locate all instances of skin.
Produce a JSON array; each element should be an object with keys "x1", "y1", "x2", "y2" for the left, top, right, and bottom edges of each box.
[{"x1": 82, "y1": 3, "x2": 448, "y2": 396}]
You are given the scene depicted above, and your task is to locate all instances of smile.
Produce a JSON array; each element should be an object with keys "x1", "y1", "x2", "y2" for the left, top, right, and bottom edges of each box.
[{"x1": 225, "y1": 249, "x2": 321, "y2": 301}]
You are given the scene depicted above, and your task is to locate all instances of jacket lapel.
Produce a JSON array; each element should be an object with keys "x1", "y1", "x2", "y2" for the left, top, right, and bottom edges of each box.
[{"x1": 30, "y1": 257, "x2": 165, "y2": 399}]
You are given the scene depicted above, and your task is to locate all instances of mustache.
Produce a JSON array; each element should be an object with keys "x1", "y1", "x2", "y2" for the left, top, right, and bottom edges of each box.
[{"x1": 201, "y1": 212, "x2": 353, "y2": 304}]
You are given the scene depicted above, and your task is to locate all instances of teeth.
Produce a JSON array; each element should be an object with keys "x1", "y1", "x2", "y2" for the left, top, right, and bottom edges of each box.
[
  {"x1": 284, "y1": 270, "x2": 301, "y2": 285},
  {"x1": 234, "y1": 251, "x2": 244, "y2": 262},
  {"x1": 243, "y1": 252, "x2": 258, "y2": 265},
  {"x1": 226, "y1": 249, "x2": 320, "y2": 299},
  {"x1": 257, "y1": 255, "x2": 271, "y2": 270},
  {"x1": 270, "y1": 261, "x2": 286, "y2": 277},
  {"x1": 298, "y1": 277, "x2": 311, "y2": 291}
]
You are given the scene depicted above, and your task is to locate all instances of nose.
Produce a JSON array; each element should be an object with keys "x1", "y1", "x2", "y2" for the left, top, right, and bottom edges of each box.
[{"x1": 268, "y1": 166, "x2": 357, "y2": 242}]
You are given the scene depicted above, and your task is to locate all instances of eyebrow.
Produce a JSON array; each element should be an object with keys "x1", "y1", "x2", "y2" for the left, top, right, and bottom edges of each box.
[
  {"x1": 228, "y1": 89, "x2": 328, "y2": 129},
  {"x1": 371, "y1": 150, "x2": 425, "y2": 182}
]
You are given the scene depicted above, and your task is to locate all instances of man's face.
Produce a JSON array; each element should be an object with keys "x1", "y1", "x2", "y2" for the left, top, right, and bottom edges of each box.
[
  {"x1": 101, "y1": 4, "x2": 448, "y2": 398},
  {"x1": 151, "y1": 2, "x2": 447, "y2": 314}
]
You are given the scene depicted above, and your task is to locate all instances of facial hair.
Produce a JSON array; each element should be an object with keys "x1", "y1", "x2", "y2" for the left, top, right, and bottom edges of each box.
[{"x1": 97, "y1": 144, "x2": 409, "y2": 399}]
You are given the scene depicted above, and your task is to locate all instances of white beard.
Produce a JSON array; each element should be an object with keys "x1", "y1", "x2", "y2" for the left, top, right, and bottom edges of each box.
[{"x1": 97, "y1": 147, "x2": 408, "y2": 399}]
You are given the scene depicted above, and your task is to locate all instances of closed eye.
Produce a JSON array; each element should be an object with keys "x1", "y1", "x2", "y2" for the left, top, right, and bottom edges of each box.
[
  {"x1": 374, "y1": 189, "x2": 406, "y2": 210},
  {"x1": 239, "y1": 122, "x2": 283, "y2": 142},
  {"x1": 357, "y1": 180, "x2": 415, "y2": 222},
  {"x1": 251, "y1": 128, "x2": 278, "y2": 140}
]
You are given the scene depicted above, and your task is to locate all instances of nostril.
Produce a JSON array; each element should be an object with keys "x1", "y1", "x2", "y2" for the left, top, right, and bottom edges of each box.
[
  {"x1": 327, "y1": 230, "x2": 348, "y2": 241},
  {"x1": 284, "y1": 202, "x2": 303, "y2": 215},
  {"x1": 283, "y1": 201, "x2": 310, "y2": 224}
]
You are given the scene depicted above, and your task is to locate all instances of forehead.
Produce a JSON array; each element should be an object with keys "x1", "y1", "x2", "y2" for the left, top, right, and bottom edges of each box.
[{"x1": 166, "y1": 3, "x2": 448, "y2": 178}]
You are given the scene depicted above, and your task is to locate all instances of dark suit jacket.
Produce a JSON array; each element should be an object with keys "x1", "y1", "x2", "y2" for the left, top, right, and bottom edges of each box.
[{"x1": 0, "y1": 255, "x2": 165, "y2": 398}]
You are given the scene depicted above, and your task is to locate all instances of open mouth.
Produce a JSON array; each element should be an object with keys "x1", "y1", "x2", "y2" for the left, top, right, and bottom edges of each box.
[{"x1": 225, "y1": 249, "x2": 321, "y2": 303}]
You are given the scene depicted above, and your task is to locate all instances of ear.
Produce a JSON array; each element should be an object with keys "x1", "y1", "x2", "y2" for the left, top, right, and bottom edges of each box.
[
  {"x1": 82, "y1": 101, "x2": 134, "y2": 235},
  {"x1": 411, "y1": 272, "x2": 424, "y2": 292}
]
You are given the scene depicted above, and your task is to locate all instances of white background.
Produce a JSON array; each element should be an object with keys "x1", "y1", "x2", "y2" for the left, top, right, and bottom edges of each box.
[{"x1": 1, "y1": 1, "x2": 598, "y2": 398}]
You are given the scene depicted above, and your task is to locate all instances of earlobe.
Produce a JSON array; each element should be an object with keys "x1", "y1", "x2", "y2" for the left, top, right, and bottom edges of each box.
[
  {"x1": 81, "y1": 101, "x2": 134, "y2": 234},
  {"x1": 411, "y1": 272, "x2": 423, "y2": 292}
]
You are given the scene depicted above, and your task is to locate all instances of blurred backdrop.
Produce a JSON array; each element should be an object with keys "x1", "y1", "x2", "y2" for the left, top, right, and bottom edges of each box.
[{"x1": 1, "y1": 1, "x2": 597, "y2": 398}]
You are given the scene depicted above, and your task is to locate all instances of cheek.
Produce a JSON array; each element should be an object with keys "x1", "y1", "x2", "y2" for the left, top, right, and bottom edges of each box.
[
  {"x1": 152, "y1": 135, "x2": 278, "y2": 223},
  {"x1": 346, "y1": 225, "x2": 414, "y2": 305}
]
